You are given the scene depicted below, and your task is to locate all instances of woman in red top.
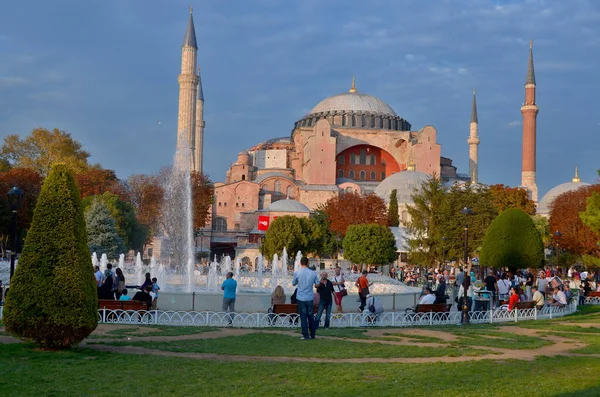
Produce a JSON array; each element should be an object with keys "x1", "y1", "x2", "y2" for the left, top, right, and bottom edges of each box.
[{"x1": 508, "y1": 287, "x2": 519, "y2": 311}]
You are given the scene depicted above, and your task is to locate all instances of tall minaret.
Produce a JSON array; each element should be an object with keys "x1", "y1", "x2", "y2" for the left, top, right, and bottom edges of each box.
[
  {"x1": 521, "y1": 40, "x2": 539, "y2": 203},
  {"x1": 176, "y1": 7, "x2": 199, "y2": 170},
  {"x1": 468, "y1": 89, "x2": 480, "y2": 184},
  {"x1": 193, "y1": 67, "x2": 205, "y2": 173}
]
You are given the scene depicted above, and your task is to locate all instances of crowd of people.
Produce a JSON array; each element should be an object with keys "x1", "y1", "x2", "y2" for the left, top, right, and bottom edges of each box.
[{"x1": 94, "y1": 265, "x2": 160, "y2": 309}]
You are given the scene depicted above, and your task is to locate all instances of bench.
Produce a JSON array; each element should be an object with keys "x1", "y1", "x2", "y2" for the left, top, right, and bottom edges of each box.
[
  {"x1": 272, "y1": 303, "x2": 318, "y2": 314},
  {"x1": 513, "y1": 301, "x2": 535, "y2": 310},
  {"x1": 587, "y1": 291, "x2": 600, "y2": 297},
  {"x1": 98, "y1": 299, "x2": 150, "y2": 311},
  {"x1": 414, "y1": 304, "x2": 452, "y2": 313}
]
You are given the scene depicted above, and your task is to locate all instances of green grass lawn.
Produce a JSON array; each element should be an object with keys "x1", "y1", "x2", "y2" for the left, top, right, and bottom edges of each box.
[
  {"x1": 3, "y1": 306, "x2": 600, "y2": 396},
  {"x1": 1, "y1": 343, "x2": 600, "y2": 397},
  {"x1": 96, "y1": 332, "x2": 490, "y2": 358}
]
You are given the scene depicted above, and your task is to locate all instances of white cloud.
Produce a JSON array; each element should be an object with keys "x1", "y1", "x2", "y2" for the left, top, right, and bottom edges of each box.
[
  {"x1": 0, "y1": 76, "x2": 28, "y2": 86},
  {"x1": 507, "y1": 120, "x2": 522, "y2": 128}
]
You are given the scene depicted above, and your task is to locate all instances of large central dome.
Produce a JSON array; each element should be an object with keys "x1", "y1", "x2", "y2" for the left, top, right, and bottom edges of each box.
[
  {"x1": 309, "y1": 78, "x2": 396, "y2": 116},
  {"x1": 310, "y1": 91, "x2": 397, "y2": 116}
]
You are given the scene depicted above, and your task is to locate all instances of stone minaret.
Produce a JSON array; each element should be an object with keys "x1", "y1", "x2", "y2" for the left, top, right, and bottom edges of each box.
[
  {"x1": 521, "y1": 40, "x2": 539, "y2": 203},
  {"x1": 176, "y1": 7, "x2": 199, "y2": 170},
  {"x1": 468, "y1": 89, "x2": 480, "y2": 184},
  {"x1": 194, "y1": 67, "x2": 205, "y2": 173}
]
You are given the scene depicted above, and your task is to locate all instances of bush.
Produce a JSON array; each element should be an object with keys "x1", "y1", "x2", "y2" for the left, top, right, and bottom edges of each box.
[
  {"x1": 479, "y1": 208, "x2": 544, "y2": 270},
  {"x1": 343, "y1": 224, "x2": 397, "y2": 265},
  {"x1": 3, "y1": 164, "x2": 98, "y2": 348}
]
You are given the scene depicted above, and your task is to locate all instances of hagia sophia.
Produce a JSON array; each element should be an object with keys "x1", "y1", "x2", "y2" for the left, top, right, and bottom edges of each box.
[{"x1": 152, "y1": 10, "x2": 589, "y2": 265}]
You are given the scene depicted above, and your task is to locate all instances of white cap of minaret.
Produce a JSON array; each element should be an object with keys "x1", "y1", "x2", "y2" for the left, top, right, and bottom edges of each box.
[{"x1": 468, "y1": 89, "x2": 480, "y2": 184}]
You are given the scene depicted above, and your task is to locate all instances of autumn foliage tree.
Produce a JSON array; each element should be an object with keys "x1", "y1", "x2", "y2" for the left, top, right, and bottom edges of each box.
[
  {"x1": 75, "y1": 168, "x2": 127, "y2": 200},
  {"x1": 126, "y1": 173, "x2": 164, "y2": 237},
  {"x1": 0, "y1": 128, "x2": 90, "y2": 176},
  {"x1": 191, "y1": 171, "x2": 213, "y2": 230},
  {"x1": 489, "y1": 184, "x2": 536, "y2": 215},
  {"x1": 320, "y1": 192, "x2": 387, "y2": 236},
  {"x1": 0, "y1": 168, "x2": 43, "y2": 257},
  {"x1": 549, "y1": 185, "x2": 600, "y2": 259}
]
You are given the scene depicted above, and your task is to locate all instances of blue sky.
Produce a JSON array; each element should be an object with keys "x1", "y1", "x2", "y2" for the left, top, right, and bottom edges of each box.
[{"x1": 0, "y1": 0, "x2": 599, "y2": 197}]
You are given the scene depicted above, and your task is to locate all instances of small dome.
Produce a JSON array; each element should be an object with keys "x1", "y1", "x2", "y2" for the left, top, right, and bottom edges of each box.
[
  {"x1": 374, "y1": 170, "x2": 430, "y2": 204},
  {"x1": 310, "y1": 91, "x2": 397, "y2": 116},
  {"x1": 265, "y1": 199, "x2": 310, "y2": 213},
  {"x1": 538, "y1": 181, "x2": 590, "y2": 215}
]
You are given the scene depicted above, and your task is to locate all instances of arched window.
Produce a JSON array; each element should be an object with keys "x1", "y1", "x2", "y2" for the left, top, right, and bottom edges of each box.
[
  {"x1": 352, "y1": 114, "x2": 356, "y2": 126},
  {"x1": 342, "y1": 114, "x2": 347, "y2": 126},
  {"x1": 359, "y1": 149, "x2": 366, "y2": 165},
  {"x1": 338, "y1": 169, "x2": 344, "y2": 178},
  {"x1": 381, "y1": 172, "x2": 386, "y2": 180},
  {"x1": 274, "y1": 180, "x2": 281, "y2": 193},
  {"x1": 286, "y1": 185, "x2": 294, "y2": 199},
  {"x1": 338, "y1": 155, "x2": 345, "y2": 165},
  {"x1": 350, "y1": 153, "x2": 356, "y2": 164},
  {"x1": 370, "y1": 171, "x2": 376, "y2": 180},
  {"x1": 212, "y1": 217, "x2": 227, "y2": 232},
  {"x1": 370, "y1": 154, "x2": 376, "y2": 165},
  {"x1": 359, "y1": 170, "x2": 366, "y2": 180},
  {"x1": 349, "y1": 170, "x2": 355, "y2": 179},
  {"x1": 241, "y1": 174, "x2": 246, "y2": 180}
]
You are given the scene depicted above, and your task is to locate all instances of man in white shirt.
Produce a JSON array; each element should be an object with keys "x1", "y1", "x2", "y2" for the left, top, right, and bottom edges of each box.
[
  {"x1": 551, "y1": 287, "x2": 567, "y2": 307},
  {"x1": 419, "y1": 287, "x2": 436, "y2": 305}
]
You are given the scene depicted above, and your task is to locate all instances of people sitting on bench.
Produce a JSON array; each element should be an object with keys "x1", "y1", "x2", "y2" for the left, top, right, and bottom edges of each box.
[
  {"x1": 419, "y1": 287, "x2": 436, "y2": 305},
  {"x1": 119, "y1": 288, "x2": 131, "y2": 301},
  {"x1": 132, "y1": 285, "x2": 153, "y2": 306},
  {"x1": 550, "y1": 286, "x2": 567, "y2": 307}
]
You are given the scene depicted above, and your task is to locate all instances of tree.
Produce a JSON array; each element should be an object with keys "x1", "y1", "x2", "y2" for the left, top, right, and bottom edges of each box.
[
  {"x1": 1, "y1": 128, "x2": 90, "y2": 176},
  {"x1": 489, "y1": 184, "x2": 536, "y2": 215},
  {"x1": 405, "y1": 175, "x2": 446, "y2": 267},
  {"x1": 480, "y1": 208, "x2": 544, "y2": 271},
  {"x1": 126, "y1": 173, "x2": 164, "y2": 237},
  {"x1": 438, "y1": 184, "x2": 498, "y2": 264},
  {"x1": 531, "y1": 215, "x2": 551, "y2": 247},
  {"x1": 549, "y1": 185, "x2": 600, "y2": 258},
  {"x1": 342, "y1": 224, "x2": 396, "y2": 265},
  {"x1": 320, "y1": 192, "x2": 387, "y2": 236},
  {"x1": 3, "y1": 164, "x2": 97, "y2": 348},
  {"x1": 75, "y1": 168, "x2": 126, "y2": 199},
  {"x1": 191, "y1": 171, "x2": 213, "y2": 230},
  {"x1": 83, "y1": 192, "x2": 147, "y2": 252},
  {"x1": 304, "y1": 210, "x2": 337, "y2": 258},
  {"x1": 387, "y1": 189, "x2": 399, "y2": 227},
  {"x1": 0, "y1": 168, "x2": 43, "y2": 257},
  {"x1": 86, "y1": 198, "x2": 126, "y2": 260},
  {"x1": 580, "y1": 191, "x2": 600, "y2": 243},
  {"x1": 263, "y1": 216, "x2": 310, "y2": 259}
]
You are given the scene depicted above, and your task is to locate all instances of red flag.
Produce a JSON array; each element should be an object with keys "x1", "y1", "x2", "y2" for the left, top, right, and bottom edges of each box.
[{"x1": 258, "y1": 216, "x2": 270, "y2": 231}]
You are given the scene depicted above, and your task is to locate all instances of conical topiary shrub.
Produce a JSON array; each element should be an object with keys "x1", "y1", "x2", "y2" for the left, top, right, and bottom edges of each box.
[
  {"x1": 479, "y1": 208, "x2": 544, "y2": 271},
  {"x1": 3, "y1": 164, "x2": 98, "y2": 348}
]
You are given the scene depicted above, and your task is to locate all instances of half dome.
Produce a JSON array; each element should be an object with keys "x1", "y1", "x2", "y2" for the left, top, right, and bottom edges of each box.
[
  {"x1": 538, "y1": 180, "x2": 589, "y2": 215},
  {"x1": 374, "y1": 170, "x2": 430, "y2": 204},
  {"x1": 264, "y1": 199, "x2": 310, "y2": 213}
]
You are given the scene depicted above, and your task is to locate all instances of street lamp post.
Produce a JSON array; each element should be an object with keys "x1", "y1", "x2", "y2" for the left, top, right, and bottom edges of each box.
[
  {"x1": 460, "y1": 207, "x2": 473, "y2": 325},
  {"x1": 441, "y1": 236, "x2": 447, "y2": 268},
  {"x1": 554, "y1": 231, "x2": 562, "y2": 272},
  {"x1": 7, "y1": 186, "x2": 24, "y2": 282}
]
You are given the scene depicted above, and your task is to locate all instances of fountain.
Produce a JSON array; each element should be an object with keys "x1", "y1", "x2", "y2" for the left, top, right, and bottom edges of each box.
[
  {"x1": 100, "y1": 253, "x2": 108, "y2": 272},
  {"x1": 281, "y1": 247, "x2": 288, "y2": 273},
  {"x1": 271, "y1": 253, "x2": 279, "y2": 290},
  {"x1": 293, "y1": 251, "x2": 301, "y2": 273},
  {"x1": 92, "y1": 252, "x2": 99, "y2": 269},
  {"x1": 234, "y1": 256, "x2": 241, "y2": 279},
  {"x1": 135, "y1": 252, "x2": 143, "y2": 285},
  {"x1": 118, "y1": 253, "x2": 125, "y2": 269},
  {"x1": 207, "y1": 257, "x2": 219, "y2": 291}
]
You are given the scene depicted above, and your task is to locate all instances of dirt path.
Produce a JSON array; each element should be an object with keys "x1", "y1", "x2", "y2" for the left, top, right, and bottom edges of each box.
[{"x1": 3, "y1": 323, "x2": 595, "y2": 364}]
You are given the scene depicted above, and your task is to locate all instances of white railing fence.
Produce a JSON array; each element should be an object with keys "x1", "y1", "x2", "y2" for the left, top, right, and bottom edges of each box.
[{"x1": 0, "y1": 293, "x2": 591, "y2": 328}]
